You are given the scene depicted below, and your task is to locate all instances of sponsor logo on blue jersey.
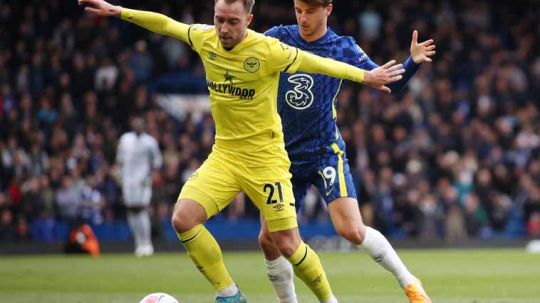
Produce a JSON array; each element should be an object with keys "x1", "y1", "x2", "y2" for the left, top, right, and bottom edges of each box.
[{"x1": 285, "y1": 74, "x2": 314, "y2": 110}]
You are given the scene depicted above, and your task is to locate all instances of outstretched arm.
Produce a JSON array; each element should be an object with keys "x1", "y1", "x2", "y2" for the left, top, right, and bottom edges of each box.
[
  {"x1": 297, "y1": 50, "x2": 405, "y2": 94},
  {"x1": 391, "y1": 30, "x2": 436, "y2": 92},
  {"x1": 78, "y1": 0, "x2": 190, "y2": 42},
  {"x1": 358, "y1": 30, "x2": 436, "y2": 94}
]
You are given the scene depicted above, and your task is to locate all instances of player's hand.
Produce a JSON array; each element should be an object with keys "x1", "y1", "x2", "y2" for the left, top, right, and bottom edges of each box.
[
  {"x1": 363, "y1": 60, "x2": 405, "y2": 94},
  {"x1": 78, "y1": 0, "x2": 121, "y2": 17},
  {"x1": 410, "y1": 30, "x2": 436, "y2": 63}
]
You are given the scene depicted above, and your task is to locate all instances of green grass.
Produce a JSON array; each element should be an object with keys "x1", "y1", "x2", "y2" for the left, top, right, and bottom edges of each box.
[{"x1": 1, "y1": 248, "x2": 539, "y2": 302}]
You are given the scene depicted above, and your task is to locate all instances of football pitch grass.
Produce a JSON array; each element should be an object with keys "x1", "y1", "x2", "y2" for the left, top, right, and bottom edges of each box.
[{"x1": 1, "y1": 248, "x2": 539, "y2": 302}]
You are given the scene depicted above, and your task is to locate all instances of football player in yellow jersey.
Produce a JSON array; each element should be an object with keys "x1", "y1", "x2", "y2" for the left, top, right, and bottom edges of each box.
[{"x1": 79, "y1": 0, "x2": 404, "y2": 302}]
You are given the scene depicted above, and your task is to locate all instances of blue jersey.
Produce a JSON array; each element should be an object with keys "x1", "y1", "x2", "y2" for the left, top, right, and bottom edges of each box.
[{"x1": 265, "y1": 25, "x2": 420, "y2": 164}]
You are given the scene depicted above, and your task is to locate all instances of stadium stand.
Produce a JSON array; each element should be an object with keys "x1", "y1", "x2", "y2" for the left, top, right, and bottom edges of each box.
[{"x1": 1, "y1": 0, "x2": 539, "y2": 244}]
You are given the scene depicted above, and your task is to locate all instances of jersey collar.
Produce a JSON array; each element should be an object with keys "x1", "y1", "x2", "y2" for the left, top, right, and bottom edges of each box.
[{"x1": 219, "y1": 29, "x2": 253, "y2": 53}]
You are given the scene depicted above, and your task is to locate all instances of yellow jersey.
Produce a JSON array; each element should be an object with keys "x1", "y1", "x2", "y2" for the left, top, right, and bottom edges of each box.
[
  {"x1": 120, "y1": 8, "x2": 366, "y2": 152},
  {"x1": 187, "y1": 25, "x2": 301, "y2": 151}
]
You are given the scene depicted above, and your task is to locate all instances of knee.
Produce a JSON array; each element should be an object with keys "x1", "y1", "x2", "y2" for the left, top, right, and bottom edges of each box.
[
  {"x1": 258, "y1": 229, "x2": 274, "y2": 249},
  {"x1": 171, "y1": 199, "x2": 207, "y2": 234},
  {"x1": 272, "y1": 233, "x2": 301, "y2": 258},
  {"x1": 336, "y1": 222, "x2": 366, "y2": 245},
  {"x1": 171, "y1": 206, "x2": 195, "y2": 234},
  {"x1": 276, "y1": 241, "x2": 297, "y2": 258}
]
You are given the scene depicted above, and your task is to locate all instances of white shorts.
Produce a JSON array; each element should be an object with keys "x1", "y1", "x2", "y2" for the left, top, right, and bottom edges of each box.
[{"x1": 122, "y1": 181, "x2": 152, "y2": 207}]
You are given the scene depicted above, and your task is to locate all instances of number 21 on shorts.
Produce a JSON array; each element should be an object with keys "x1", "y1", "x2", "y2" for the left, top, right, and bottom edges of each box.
[{"x1": 263, "y1": 182, "x2": 283, "y2": 205}]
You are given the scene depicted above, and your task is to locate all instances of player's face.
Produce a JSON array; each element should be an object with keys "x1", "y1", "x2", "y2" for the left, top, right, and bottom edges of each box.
[
  {"x1": 214, "y1": 0, "x2": 253, "y2": 49},
  {"x1": 132, "y1": 118, "x2": 145, "y2": 134},
  {"x1": 294, "y1": 0, "x2": 332, "y2": 41}
]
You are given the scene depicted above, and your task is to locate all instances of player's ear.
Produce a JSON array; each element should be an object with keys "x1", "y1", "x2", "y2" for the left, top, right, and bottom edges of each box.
[
  {"x1": 246, "y1": 13, "x2": 253, "y2": 26},
  {"x1": 326, "y1": 4, "x2": 333, "y2": 16}
]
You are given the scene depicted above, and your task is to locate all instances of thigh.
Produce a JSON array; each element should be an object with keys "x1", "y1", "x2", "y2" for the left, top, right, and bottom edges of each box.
[
  {"x1": 178, "y1": 150, "x2": 241, "y2": 219},
  {"x1": 140, "y1": 186, "x2": 152, "y2": 205},
  {"x1": 313, "y1": 147, "x2": 357, "y2": 205},
  {"x1": 239, "y1": 158, "x2": 297, "y2": 232},
  {"x1": 122, "y1": 183, "x2": 151, "y2": 207}
]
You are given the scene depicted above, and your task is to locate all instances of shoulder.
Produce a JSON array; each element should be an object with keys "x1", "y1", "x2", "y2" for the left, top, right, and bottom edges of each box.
[
  {"x1": 247, "y1": 30, "x2": 298, "y2": 67},
  {"x1": 264, "y1": 24, "x2": 297, "y2": 39},
  {"x1": 144, "y1": 134, "x2": 159, "y2": 145},
  {"x1": 120, "y1": 132, "x2": 133, "y2": 140},
  {"x1": 325, "y1": 31, "x2": 362, "y2": 50},
  {"x1": 189, "y1": 24, "x2": 216, "y2": 39},
  {"x1": 263, "y1": 25, "x2": 281, "y2": 38},
  {"x1": 342, "y1": 35, "x2": 365, "y2": 55},
  {"x1": 329, "y1": 34, "x2": 368, "y2": 59},
  {"x1": 341, "y1": 36, "x2": 371, "y2": 64},
  {"x1": 190, "y1": 24, "x2": 214, "y2": 33},
  {"x1": 251, "y1": 30, "x2": 285, "y2": 50},
  {"x1": 118, "y1": 133, "x2": 133, "y2": 145}
]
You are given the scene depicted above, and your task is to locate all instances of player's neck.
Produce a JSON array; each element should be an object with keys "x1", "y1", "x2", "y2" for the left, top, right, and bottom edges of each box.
[
  {"x1": 300, "y1": 26, "x2": 328, "y2": 43},
  {"x1": 223, "y1": 30, "x2": 249, "y2": 51}
]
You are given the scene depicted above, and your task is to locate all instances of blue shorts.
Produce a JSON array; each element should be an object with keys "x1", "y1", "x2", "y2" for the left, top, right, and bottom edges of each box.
[{"x1": 289, "y1": 144, "x2": 357, "y2": 211}]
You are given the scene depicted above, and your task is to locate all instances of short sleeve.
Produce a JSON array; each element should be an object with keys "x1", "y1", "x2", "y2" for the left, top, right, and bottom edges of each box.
[{"x1": 266, "y1": 37, "x2": 301, "y2": 74}]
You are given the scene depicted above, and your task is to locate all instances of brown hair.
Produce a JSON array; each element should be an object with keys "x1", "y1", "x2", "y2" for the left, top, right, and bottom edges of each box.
[
  {"x1": 215, "y1": 0, "x2": 255, "y2": 14},
  {"x1": 296, "y1": 0, "x2": 332, "y2": 6}
]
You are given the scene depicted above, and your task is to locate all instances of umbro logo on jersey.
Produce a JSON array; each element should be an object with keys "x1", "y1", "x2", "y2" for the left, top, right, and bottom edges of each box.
[
  {"x1": 273, "y1": 203, "x2": 285, "y2": 211},
  {"x1": 209, "y1": 51, "x2": 216, "y2": 60}
]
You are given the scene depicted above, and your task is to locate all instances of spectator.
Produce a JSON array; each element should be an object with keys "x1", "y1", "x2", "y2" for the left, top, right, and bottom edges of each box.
[
  {"x1": 55, "y1": 175, "x2": 84, "y2": 223},
  {"x1": 0, "y1": 0, "x2": 539, "y2": 243}
]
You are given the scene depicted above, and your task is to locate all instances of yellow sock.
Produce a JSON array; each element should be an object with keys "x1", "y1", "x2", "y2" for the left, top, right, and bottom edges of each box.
[
  {"x1": 177, "y1": 224, "x2": 233, "y2": 291},
  {"x1": 286, "y1": 241, "x2": 333, "y2": 301}
]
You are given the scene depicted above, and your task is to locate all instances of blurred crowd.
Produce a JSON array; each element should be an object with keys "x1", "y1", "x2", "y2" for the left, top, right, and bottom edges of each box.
[{"x1": 1, "y1": 0, "x2": 540, "y2": 242}]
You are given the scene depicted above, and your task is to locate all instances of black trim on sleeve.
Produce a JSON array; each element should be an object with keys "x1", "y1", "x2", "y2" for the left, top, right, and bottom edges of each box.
[
  {"x1": 187, "y1": 25, "x2": 194, "y2": 47},
  {"x1": 283, "y1": 48, "x2": 299, "y2": 73}
]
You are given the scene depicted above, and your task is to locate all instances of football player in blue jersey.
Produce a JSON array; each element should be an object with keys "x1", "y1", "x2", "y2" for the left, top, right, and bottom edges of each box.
[{"x1": 258, "y1": 0, "x2": 436, "y2": 302}]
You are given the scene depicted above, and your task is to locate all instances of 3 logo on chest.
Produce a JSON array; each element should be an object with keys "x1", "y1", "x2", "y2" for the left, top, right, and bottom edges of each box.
[{"x1": 285, "y1": 74, "x2": 314, "y2": 110}]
